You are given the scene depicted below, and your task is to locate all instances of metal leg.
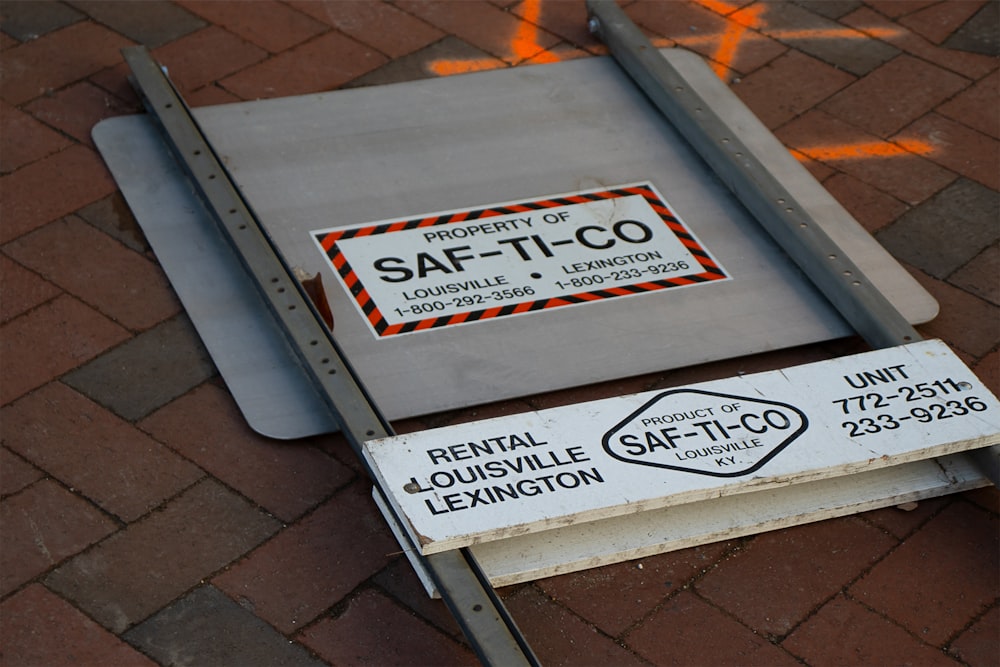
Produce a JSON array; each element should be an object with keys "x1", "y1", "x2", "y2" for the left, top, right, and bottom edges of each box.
[{"x1": 586, "y1": 0, "x2": 920, "y2": 349}]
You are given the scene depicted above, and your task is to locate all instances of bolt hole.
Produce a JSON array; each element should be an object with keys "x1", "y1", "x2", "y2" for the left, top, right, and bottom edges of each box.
[
  {"x1": 277, "y1": 287, "x2": 285, "y2": 293},
  {"x1": 270, "y1": 277, "x2": 279, "y2": 283},
  {"x1": 238, "y1": 224, "x2": 247, "y2": 230},
  {"x1": 472, "y1": 604, "x2": 483, "y2": 612},
  {"x1": 310, "y1": 340, "x2": 318, "y2": 346},
  {"x1": 165, "y1": 103, "x2": 173, "y2": 109},
  {"x1": 320, "y1": 358, "x2": 329, "y2": 364},
  {"x1": 328, "y1": 369, "x2": 336, "y2": 375},
  {"x1": 193, "y1": 149, "x2": 201, "y2": 156},
  {"x1": 208, "y1": 174, "x2": 216, "y2": 180},
  {"x1": 229, "y1": 208, "x2": 237, "y2": 214},
  {"x1": 366, "y1": 429, "x2": 376, "y2": 437},
  {"x1": 288, "y1": 305, "x2": 296, "y2": 310}
]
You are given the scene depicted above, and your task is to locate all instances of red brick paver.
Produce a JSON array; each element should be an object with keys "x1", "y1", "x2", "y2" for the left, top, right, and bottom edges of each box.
[
  {"x1": 898, "y1": 1, "x2": 987, "y2": 46},
  {"x1": 152, "y1": 25, "x2": 268, "y2": 96},
  {"x1": 938, "y1": 68, "x2": 1000, "y2": 139},
  {"x1": 537, "y1": 541, "x2": 733, "y2": 637},
  {"x1": 776, "y1": 109, "x2": 958, "y2": 204},
  {"x1": 177, "y1": 0, "x2": 327, "y2": 54},
  {"x1": 0, "y1": 22, "x2": 133, "y2": 106},
  {"x1": 1, "y1": 2, "x2": 997, "y2": 666},
  {"x1": 950, "y1": 605, "x2": 1000, "y2": 667},
  {"x1": 4, "y1": 216, "x2": 181, "y2": 331},
  {"x1": 695, "y1": 517, "x2": 897, "y2": 637},
  {"x1": 732, "y1": 49, "x2": 855, "y2": 129},
  {"x1": 212, "y1": 481, "x2": 398, "y2": 634},
  {"x1": 0, "y1": 100, "x2": 72, "y2": 173},
  {"x1": 505, "y1": 585, "x2": 650, "y2": 666},
  {"x1": 0, "y1": 254, "x2": 60, "y2": 323},
  {"x1": 288, "y1": 0, "x2": 445, "y2": 59},
  {"x1": 139, "y1": 382, "x2": 354, "y2": 522},
  {"x1": 299, "y1": 589, "x2": 478, "y2": 666},
  {"x1": 894, "y1": 111, "x2": 1000, "y2": 190},
  {"x1": 0, "y1": 584, "x2": 158, "y2": 667},
  {"x1": 842, "y1": 5, "x2": 996, "y2": 80},
  {"x1": 44, "y1": 479, "x2": 279, "y2": 633},
  {"x1": 0, "y1": 478, "x2": 116, "y2": 596},
  {"x1": 219, "y1": 29, "x2": 387, "y2": 99},
  {"x1": 2, "y1": 383, "x2": 203, "y2": 522},
  {"x1": 0, "y1": 144, "x2": 117, "y2": 243},
  {"x1": 783, "y1": 594, "x2": 960, "y2": 666},
  {"x1": 0, "y1": 295, "x2": 129, "y2": 404},
  {"x1": 819, "y1": 53, "x2": 970, "y2": 137},
  {"x1": 626, "y1": 589, "x2": 801, "y2": 666},
  {"x1": 0, "y1": 446, "x2": 43, "y2": 497},
  {"x1": 850, "y1": 500, "x2": 999, "y2": 646},
  {"x1": 24, "y1": 81, "x2": 135, "y2": 148}
]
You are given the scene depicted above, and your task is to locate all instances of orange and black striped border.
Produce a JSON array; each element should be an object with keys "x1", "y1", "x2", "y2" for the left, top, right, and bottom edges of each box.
[{"x1": 314, "y1": 184, "x2": 728, "y2": 337}]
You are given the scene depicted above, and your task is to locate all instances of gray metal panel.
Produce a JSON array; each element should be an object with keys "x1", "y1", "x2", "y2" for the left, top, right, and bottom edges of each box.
[
  {"x1": 92, "y1": 117, "x2": 338, "y2": 438},
  {"x1": 95, "y1": 52, "x2": 936, "y2": 436}
]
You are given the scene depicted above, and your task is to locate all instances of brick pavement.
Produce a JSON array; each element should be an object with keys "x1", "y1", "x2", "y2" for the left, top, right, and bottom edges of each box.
[{"x1": 1, "y1": 1, "x2": 997, "y2": 665}]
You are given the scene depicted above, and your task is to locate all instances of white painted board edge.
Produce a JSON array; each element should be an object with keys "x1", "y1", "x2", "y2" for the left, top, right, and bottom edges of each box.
[
  {"x1": 472, "y1": 453, "x2": 989, "y2": 587},
  {"x1": 375, "y1": 454, "x2": 988, "y2": 598}
]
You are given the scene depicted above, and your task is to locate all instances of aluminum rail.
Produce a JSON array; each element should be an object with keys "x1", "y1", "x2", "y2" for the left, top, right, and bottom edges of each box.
[
  {"x1": 586, "y1": 0, "x2": 921, "y2": 350},
  {"x1": 585, "y1": 0, "x2": 999, "y2": 486},
  {"x1": 121, "y1": 46, "x2": 539, "y2": 667}
]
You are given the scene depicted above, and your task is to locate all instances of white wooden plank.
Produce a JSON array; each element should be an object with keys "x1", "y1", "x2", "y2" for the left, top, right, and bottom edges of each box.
[
  {"x1": 471, "y1": 454, "x2": 988, "y2": 588},
  {"x1": 364, "y1": 340, "x2": 999, "y2": 555},
  {"x1": 376, "y1": 454, "x2": 989, "y2": 598}
]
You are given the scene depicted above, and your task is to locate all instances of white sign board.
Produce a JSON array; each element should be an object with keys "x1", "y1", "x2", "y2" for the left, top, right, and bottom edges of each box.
[
  {"x1": 312, "y1": 183, "x2": 728, "y2": 337},
  {"x1": 364, "y1": 340, "x2": 999, "y2": 554}
]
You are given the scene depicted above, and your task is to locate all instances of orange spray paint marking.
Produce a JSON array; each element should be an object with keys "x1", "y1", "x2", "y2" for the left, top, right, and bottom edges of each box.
[
  {"x1": 676, "y1": 25, "x2": 900, "y2": 49},
  {"x1": 711, "y1": 22, "x2": 747, "y2": 77},
  {"x1": 512, "y1": 0, "x2": 548, "y2": 62},
  {"x1": 796, "y1": 139, "x2": 935, "y2": 162},
  {"x1": 428, "y1": 58, "x2": 505, "y2": 77},
  {"x1": 705, "y1": 2, "x2": 765, "y2": 78},
  {"x1": 771, "y1": 27, "x2": 900, "y2": 40},
  {"x1": 425, "y1": 0, "x2": 921, "y2": 170},
  {"x1": 692, "y1": 0, "x2": 899, "y2": 77},
  {"x1": 428, "y1": 0, "x2": 558, "y2": 76}
]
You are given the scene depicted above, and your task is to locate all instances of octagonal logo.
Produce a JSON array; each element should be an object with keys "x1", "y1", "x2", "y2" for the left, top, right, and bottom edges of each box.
[{"x1": 602, "y1": 388, "x2": 808, "y2": 478}]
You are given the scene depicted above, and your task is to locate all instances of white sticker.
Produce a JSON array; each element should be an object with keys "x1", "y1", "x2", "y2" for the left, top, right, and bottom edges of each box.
[
  {"x1": 312, "y1": 182, "x2": 728, "y2": 337},
  {"x1": 363, "y1": 340, "x2": 1000, "y2": 553}
]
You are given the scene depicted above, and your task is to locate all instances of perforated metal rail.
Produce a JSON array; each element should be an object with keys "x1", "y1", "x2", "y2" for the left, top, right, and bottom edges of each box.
[{"x1": 122, "y1": 46, "x2": 539, "y2": 667}]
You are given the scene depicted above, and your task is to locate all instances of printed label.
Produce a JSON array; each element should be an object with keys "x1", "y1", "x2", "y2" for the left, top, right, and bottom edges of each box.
[
  {"x1": 603, "y1": 389, "x2": 808, "y2": 477},
  {"x1": 312, "y1": 183, "x2": 728, "y2": 337}
]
